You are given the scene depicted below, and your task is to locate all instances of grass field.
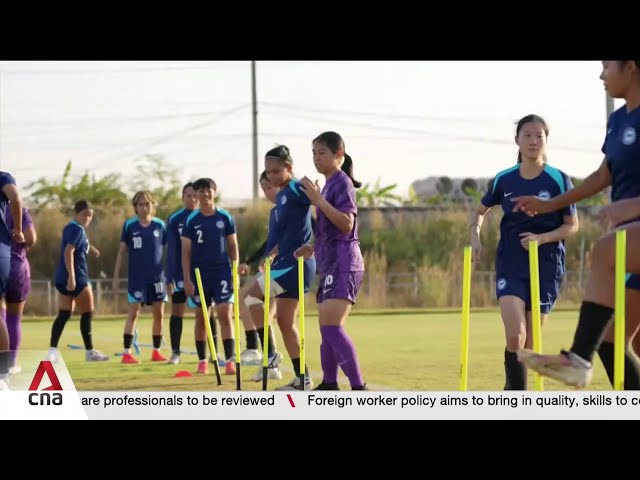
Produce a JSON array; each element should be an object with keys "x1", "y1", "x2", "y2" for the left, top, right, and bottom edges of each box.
[{"x1": 14, "y1": 308, "x2": 614, "y2": 391}]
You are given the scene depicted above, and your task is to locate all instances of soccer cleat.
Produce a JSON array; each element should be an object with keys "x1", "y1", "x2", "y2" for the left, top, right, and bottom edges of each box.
[
  {"x1": 166, "y1": 353, "x2": 181, "y2": 365},
  {"x1": 121, "y1": 353, "x2": 140, "y2": 364},
  {"x1": 313, "y1": 382, "x2": 340, "y2": 391},
  {"x1": 517, "y1": 348, "x2": 593, "y2": 388},
  {"x1": 275, "y1": 375, "x2": 314, "y2": 391},
  {"x1": 8, "y1": 365, "x2": 22, "y2": 375},
  {"x1": 86, "y1": 349, "x2": 110, "y2": 361},
  {"x1": 151, "y1": 350, "x2": 167, "y2": 362},
  {"x1": 252, "y1": 366, "x2": 283, "y2": 382},
  {"x1": 46, "y1": 348, "x2": 59, "y2": 363},
  {"x1": 352, "y1": 383, "x2": 369, "y2": 391},
  {"x1": 0, "y1": 377, "x2": 9, "y2": 391},
  {"x1": 240, "y1": 348, "x2": 263, "y2": 366},
  {"x1": 196, "y1": 360, "x2": 208, "y2": 374},
  {"x1": 225, "y1": 359, "x2": 236, "y2": 375}
]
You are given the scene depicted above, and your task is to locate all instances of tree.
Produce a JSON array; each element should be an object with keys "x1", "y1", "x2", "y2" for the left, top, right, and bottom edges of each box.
[
  {"x1": 26, "y1": 161, "x2": 129, "y2": 212},
  {"x1": 356, "y1": 177, "x2": 402, "y2": 207},
  {"x1": 129, "y1": 154, "x2": 184, "y2": 219}
]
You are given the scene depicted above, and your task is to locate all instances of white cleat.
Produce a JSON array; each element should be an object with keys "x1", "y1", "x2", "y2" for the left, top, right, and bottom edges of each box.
[
  {"x1": 240, "y1": 348, "x2": 263, "y2": 366},
  {"x1": 252, "y1": 366, "x2": 283, "y2": 381},
  {"x1": 167, "y1": 353, "x2": 181, "y2": 365},
  {"x1": 85, "y1": 349, "x2": 110, "y2": 361},
  {"x1": 8, "y1": 365, "x2": 21, "y2": 375},
  {"x1": 518, "y1": 349, "x2": 593, "y2": 388},
  {"x1": 46, "y1": 348, "x2": 59, "y2": 363}
]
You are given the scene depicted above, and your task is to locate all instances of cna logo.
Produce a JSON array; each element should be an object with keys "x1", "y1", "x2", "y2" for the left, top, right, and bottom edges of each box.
[{"x1": 28, "y1": 361, "x2": 63, "y2": 406}]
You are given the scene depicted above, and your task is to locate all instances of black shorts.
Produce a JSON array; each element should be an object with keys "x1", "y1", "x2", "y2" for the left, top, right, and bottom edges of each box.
[{"x1": 171, "y1": 290, "x2": 187, "y2": 304}]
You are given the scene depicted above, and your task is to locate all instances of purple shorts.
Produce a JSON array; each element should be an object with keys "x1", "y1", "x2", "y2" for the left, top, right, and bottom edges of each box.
[
  {"x1": 316, "y1": 271, "x2": 364, "y2": 305},
  {"x1": 6, "y1": 261, "x2": 30, "y2": 303}
]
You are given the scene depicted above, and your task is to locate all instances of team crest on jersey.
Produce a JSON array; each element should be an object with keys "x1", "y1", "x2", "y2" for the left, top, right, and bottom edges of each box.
[
  {"x1": 153, "y1": 229, "x2": 160, "y2": 238},
  {"x1": 134, "y1": 291, "x2": 143, "y2": 299},
  {"x1": 280, "y1": 195, "x2": 287, "y2": 205},
  {"x1": 538, "y1": 190, "x2": 551, "y2": 200},
  {"x1": 623, "y1": 127, "x2": 636, "y2": 145},
  {"x1": 177, "y1": 281, "x2": 184, "y2": 288},
  {"x1": 216, "y1": 220, "x2": 225, "y2": 229},
  {"x1": 497, "y1": 278, "x2": 507, "y2": 290}
]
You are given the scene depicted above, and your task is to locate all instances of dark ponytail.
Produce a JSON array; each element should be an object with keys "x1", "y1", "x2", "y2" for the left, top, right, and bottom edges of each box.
[{"x1": 342, "y1": 153, "x2": 362, "y2": 188}]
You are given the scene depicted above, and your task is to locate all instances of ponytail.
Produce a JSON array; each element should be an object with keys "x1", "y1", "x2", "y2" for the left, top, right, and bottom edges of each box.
[{"x1": 342, "y1": 154, "x2": 362, "y2": 188}]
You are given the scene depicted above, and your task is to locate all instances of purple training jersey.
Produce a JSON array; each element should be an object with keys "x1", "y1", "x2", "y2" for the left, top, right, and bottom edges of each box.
[
  {"x1": 315, "y1": 170, "x2": 364, "y2": 275},
  {"x1": 5, "y1": 207, "x2": 32, "y2": 302}
]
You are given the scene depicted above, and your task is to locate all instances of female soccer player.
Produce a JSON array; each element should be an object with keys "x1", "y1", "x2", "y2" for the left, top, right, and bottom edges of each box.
[
  {"x1": 113, "y1": 191, "x2": 168, "y2": 364},
  {"x1": 515, "y1": 60, "x2": 640, "y2": 389},
  {"x1": 470, "y1": 114, "x2": 578, "y2": 390},
  {"x1": 48, "y1": 200, "x2": 109, "y2": 364},
  {"x1": 295, "y1": 131, "x2": 367, "y2": 390},
  {"x1": 182, "y1": 177, "x2": 238, "y2": 375},
  {"x1": 0, "y1": 171, "x2": 24, "y2": 389},
  {"x1": 238, "y1": 170, "x2": 282, "y2": 382},
  {"x1": 244, "y1": 145, "x2": 316, "y2": 390},
  {"x1": 4, "y1": 206, "x2": 37, "y2": 374}
]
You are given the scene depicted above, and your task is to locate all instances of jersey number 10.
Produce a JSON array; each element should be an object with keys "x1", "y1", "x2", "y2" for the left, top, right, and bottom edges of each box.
[{"x1": 133, "y1": 237, "x2": 142, "y2": 249}]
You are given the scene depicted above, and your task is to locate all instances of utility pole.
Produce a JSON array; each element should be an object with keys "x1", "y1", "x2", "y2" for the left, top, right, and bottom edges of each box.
[{"x1": 251, "y1": 61, "x2": 259, "y2": 201}]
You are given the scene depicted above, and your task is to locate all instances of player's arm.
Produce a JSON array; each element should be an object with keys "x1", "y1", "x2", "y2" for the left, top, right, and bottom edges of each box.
[
  {"x1": 89, "y1": 244, "x2": 100, "y2": 258},
  {"x1": 64, "y1": 243, "x2": 76, "y2": 290},
  {"x1": 469, "y1": 202, "x2": 491, "y2": 264},
  {"x1": 529, "y1": 214, "x2": 579, "y2": 247},
  {"x1": 226, "y1": 233, "x2": 239, "y2": 264},
  {"x1": 512, "y1": 158, "x2": 611, "y2": 215},
  {"x1": 598, "y1": 196, "x2": 640, "y2": 228},
  {"x1": 24, "y1": 225, "x2": 37, "y2": 250},
  {"x1": 112, "y1": 241, "x2": 127, "y2": 291},
  {"x1": 3, "y1": 184, "x2": 23, "y2": 242}
]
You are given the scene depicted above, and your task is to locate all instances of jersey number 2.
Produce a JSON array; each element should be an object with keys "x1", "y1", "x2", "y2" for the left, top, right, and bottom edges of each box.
[
  {"x1": 220, "y1": 280, "x2": 228, "y2": 294},
  {"x1": 196, "y1": 230, "x2": 204, "y2": 244}
]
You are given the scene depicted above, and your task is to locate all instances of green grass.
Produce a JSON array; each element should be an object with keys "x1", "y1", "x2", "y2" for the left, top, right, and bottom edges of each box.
[{"x1": 16, "y1": 309, "x2": 613, "y2": 391}]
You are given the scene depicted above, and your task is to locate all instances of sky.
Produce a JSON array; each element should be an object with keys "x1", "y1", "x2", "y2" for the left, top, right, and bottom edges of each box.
[{"x1": 0, "y1": 60, "x2": 622, "y2": 203}]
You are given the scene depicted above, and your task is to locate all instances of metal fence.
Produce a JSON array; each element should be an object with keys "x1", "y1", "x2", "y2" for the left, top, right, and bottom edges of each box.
[{"x1": 24, "y1": 271, "x2": 589, "y2": 317}]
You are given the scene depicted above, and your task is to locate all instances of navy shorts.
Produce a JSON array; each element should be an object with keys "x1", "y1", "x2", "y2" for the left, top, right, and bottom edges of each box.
[
  {"x1": 188, "y1": 269, "x2": 234, "y2": 308},
  {"x1": 495, "y1": 273, "x2": 559, "y2": 314},
  {"x1": 128, "y1": 280, "x2": 168, "y2": 305},
  {"x1": 56, "y1": 280, "x2": 90, "y2": 298},
  {"x1": 256, "y1": 254, "x2": 316, "y2": 300},
  {"x1": 627, "y1": 274, "x2": 640, "y2": 291}
]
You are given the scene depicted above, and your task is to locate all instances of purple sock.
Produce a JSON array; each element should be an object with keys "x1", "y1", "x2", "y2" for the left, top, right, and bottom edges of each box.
[
  {"x1": 319, "y1": 326, "x2": 339, "y2": 384},
  {"x1": 322, "y1": 325, "x2": 364, "y2": 388},
  {"x1": 6, "y1": 313, "x2": 21, "y2": 366}
]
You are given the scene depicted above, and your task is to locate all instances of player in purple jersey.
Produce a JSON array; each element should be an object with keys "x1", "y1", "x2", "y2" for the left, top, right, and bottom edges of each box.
[
  {"x1": 2, "y1": 207, "x2": 37, "y2": 374},
  {"x1": 0, "y1": 172, "x2": 25, "y2": 390},
  {"x1": 514, "y1": 60, "x2": 640, "y2": 388},
  {"x1": 470, "y1": 115, "x2": 578, "y2": 390},
  {"x1": 295, "y1": 131, "x2": 367, "y2": 390}
]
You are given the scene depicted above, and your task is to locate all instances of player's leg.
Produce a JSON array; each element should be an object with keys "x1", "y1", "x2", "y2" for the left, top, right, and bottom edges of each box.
[
  {"x1": 239, "y1": 275, "x2": 262, "y2": 365},
  {"x1": 315, "y1": 272, "x2": 366, "y2": 391},
  {"x1": 75, "y1": 284, "x2": 109, "y2": 362},
  {"x1": 121, "y1": 296, "x2": 142, "y2": 364},
  {"x1": 5, "y1": 301, "x2": 24, "y2": 374},
  {"x1": 168, "y1": 290, "x2": 187, "y2": 364},
  {"x1": 190, "y1": 295, "x2": 209, "y2": 374},
  {"x1": 497, "y1": 274, "x2": 528, "y2": 390},
  {"x1": 599, "y1": 285, "x2": 640, "y2": 389},
  {"x1": 48, "y1": 285, "x2": 75, "y2": 363},
  {"x1": 148, "y1": 281, "x2": 168, "y2": 362},
  {"x1": 519, "y1": 223, "x2": 640, "y2": 387},
  {"x1": 0, "y1": 256, "x2": 9, "y2": 386}
]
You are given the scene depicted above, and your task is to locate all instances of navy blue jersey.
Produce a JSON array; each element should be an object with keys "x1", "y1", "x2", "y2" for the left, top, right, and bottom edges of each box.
[
  {"x1": 166, "y1": 207, "x2": 193, "y2": 286},
  {"x1": 602, "y1": 104, "x2": 640, "y2": 224},
  {"x1": 482, "y1": 163, "x2": 576, "y2": 278},
  {"x1": 0, "y1": 171, "x2": 17, "y2": 257},
  {"x1": 120, "y1": 217, "x2": 167, "y2": 284},
  {"x1": 55, "y1": 220, "x2": 90, "y2": 285},
  {"x1": 182, "y1": 208, "x2": 236, "y2": 280},
  {"x1": 265, "y1": 180, "x2": 313, "y2": 256}
]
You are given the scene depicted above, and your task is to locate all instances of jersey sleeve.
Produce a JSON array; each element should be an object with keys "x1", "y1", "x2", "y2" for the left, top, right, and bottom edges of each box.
[
  {"x1": 182, "y1": 214, "x2": 196, "y2": 242},
  {"x1": 265, "y1": 208, "x2": 281, "y2": 254},
  {"x1": 64, "y1": 225, "x2": 84, "y2": 249},
  {"x1": 481, "y1": 176, "x2": 501, "y2": 207},
  {"x1": 561, "y1": 173, "x2": 577, "y2": 217},
  {"x1": 120, "y1": 221, "x2": 129, "y2": 245},
  {"x1": 166, "y1": 217, "x2": 178, "y2": 283},
  {"x1": 332, "y1": 177, "x2": 358, "y2": 216},
  {"x1": 225, "y1": 213, "x2": 236, "y2": 236},
  {"x1": 292, "y1": 180, "x2": 311, "y2": 208}
]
